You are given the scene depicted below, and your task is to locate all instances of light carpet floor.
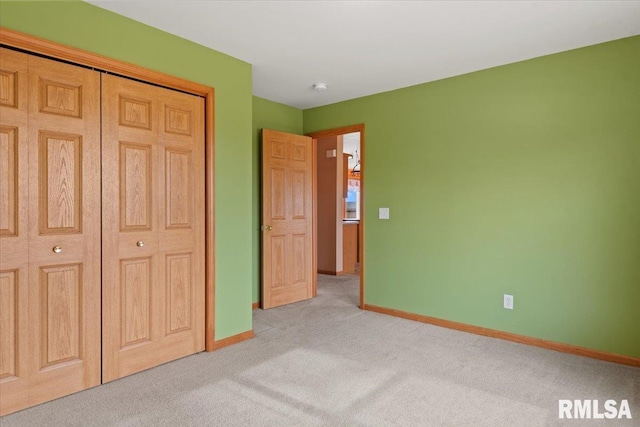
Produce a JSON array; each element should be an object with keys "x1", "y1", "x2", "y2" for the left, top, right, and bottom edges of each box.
[{"x1": 2, "y1": 274, "x2": 638, "y2": 426}]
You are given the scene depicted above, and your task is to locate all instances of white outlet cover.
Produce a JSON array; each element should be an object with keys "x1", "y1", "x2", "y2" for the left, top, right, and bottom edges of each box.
[
  {"x1": 504, "y1": 294, "x2": 514, "y2": 310},
  {"x1": 379, "y1": 207, "x2": 390, "y2": 220}
]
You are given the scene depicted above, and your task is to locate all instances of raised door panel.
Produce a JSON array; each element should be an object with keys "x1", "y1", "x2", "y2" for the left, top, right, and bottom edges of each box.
[
  {"x1": 0, "y1": 70, "x2": 18, "y2": 108},
  {"x1": 120, "y1": 142, "x2": 153, "y2": 231},
  {"x1": 165, "y1": 149, "x2": 192, "y2": 229},
  {"x1": 165, "y1": 253, "x2": 192, "y2": 334},
  {"x1": 120, "y1": 257, "x2": 153, "y2": 349},
  {"x1": 38, "y1": 78, "x2": 82, "y2": 118},
  {"x1": 38, "y1": 132, "x2": 82, "y2": 234},
  {"x1": 164, "y1": 105, "x2": 192, "y2": 136},
  {"x1": 38, "y1": 264, "x2": 83, "y2": 369},
  {"x1": 0, "y1": 268, "x2": 28, "y2": 415},
  {"x1": 0, "y1": 126, "x2": 18, "y2": 236},
  {"x1": 0, "y1": 270, "x2": 19, "y2": 380},
  {"x1": 270, "y1": 236, "x2": 286, "y2": 289},
  {"x1": 291, "y1": 234, "x2": 307, "y2": 284},
  {"x1": 270, "y1": 168, "x2": 286, "y2": 220},
  {"x1": 0, "y1": 47, "x2": 30, "y2": 416},
  {"x1": 119, "y1": 96, "x2": 152, "y2": 130},
  {"x1": 291, "y1": 170, "x2": 306, "y2": 220},
  {"x1": 27, "y1": 55, "x2": 101, "y2": 407}
]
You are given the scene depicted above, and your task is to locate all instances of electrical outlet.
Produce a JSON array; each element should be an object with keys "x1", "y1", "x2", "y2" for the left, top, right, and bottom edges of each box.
[
  {"x1": 379, "y1": 207, "x2": 390, "y2": 220},
  {"x1": 503, "y1": 294, "x2": 514, "y2": 310}
]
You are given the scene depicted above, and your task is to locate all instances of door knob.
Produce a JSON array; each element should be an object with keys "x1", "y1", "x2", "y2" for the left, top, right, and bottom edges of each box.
[
  {"x1": 263, "y1": 225, "x2": 272, "y2": 231},
  {"x1": 136, "y1": 240, "x2": 145, "y2": 247},
  {"x1": 52, "y1": 246, "x2": 62, "y2": 253}
]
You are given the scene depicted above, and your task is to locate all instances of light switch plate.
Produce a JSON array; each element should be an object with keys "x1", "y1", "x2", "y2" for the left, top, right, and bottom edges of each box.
[{"x1": 379, "y1": 207, "x2": 390, "y2": 220}]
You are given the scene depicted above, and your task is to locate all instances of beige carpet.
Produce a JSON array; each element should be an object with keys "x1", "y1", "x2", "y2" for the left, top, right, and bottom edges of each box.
[{"x1": 2, "y1": 274, "x2": 638, "y2": 426}]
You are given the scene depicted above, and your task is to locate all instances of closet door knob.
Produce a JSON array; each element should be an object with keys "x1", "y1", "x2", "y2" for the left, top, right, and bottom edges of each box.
[
  {"x1": 52, "y1": 246, "x2": 62, "y2": 253},
  {"x1": 136, "y1": 240, "x2": 145, "y2": 247}
]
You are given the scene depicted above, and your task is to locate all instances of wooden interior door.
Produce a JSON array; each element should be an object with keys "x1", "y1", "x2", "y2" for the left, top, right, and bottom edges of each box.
[
  {"x1": 101, "y1": 74, "x2": 205, "y2": 382},
  {"x1": 261, "y1": 129, "x2": 314, "y2": 309},
  {"x1": 0, "y1": 48, "x2": 102, "y2": 415}
]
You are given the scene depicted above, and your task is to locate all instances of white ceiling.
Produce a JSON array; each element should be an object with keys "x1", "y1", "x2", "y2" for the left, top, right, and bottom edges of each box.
[{"x1": 88, "y1": 1, "x2": 640, "y2": 110}]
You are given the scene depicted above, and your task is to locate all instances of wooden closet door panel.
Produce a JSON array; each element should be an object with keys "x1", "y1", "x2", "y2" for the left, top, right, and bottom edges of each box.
[
  {"x1": 101, "y1": 74, "x2": 160, "y2": 382},
  {"x1": 26, "y1": 55, "x2": 101, "y2": 406},
  {"x1": 157, "y1": 86, "x2": 205, "y2": 353},
  {"x1": 102, "y1": 74, "x2": 204, "y2": 382},
  {"x1": 0, "y1": 48, "x2": 30, "y2": 416}
]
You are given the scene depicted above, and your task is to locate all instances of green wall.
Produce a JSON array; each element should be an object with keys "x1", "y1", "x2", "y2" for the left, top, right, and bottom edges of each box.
[
  {"x1": 0, "y1": 1, "x2": 253, "y2": 340},
  {"x1": 303, "y1": 36, "x2": 640, "y2": 358},
  {"x1": 252, "y1": 97, "x2": 303, "y2": 303}
]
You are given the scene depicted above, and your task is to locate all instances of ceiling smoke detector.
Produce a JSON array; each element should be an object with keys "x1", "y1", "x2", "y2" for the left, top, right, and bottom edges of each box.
[{"x1": 313, "y1": 82, "x2": 328, "y2": 92}]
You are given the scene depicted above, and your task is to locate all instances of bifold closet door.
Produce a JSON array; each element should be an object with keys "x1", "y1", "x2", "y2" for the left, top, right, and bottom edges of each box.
[
  {"x1": 101, "y1": 74, "x2": 205, "y2": 382},
  {"x1": 0, "y1": 48, "x2": 101, "y2": 415}
]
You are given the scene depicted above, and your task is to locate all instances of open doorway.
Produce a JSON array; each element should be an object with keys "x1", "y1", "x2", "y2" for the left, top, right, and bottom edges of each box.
[
  {"x1": 308, "y1": 125, "x2": 365, "y2": 309},
  {"x1": 260, "y1": 125, "x2": 364, "y2": 310}
]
